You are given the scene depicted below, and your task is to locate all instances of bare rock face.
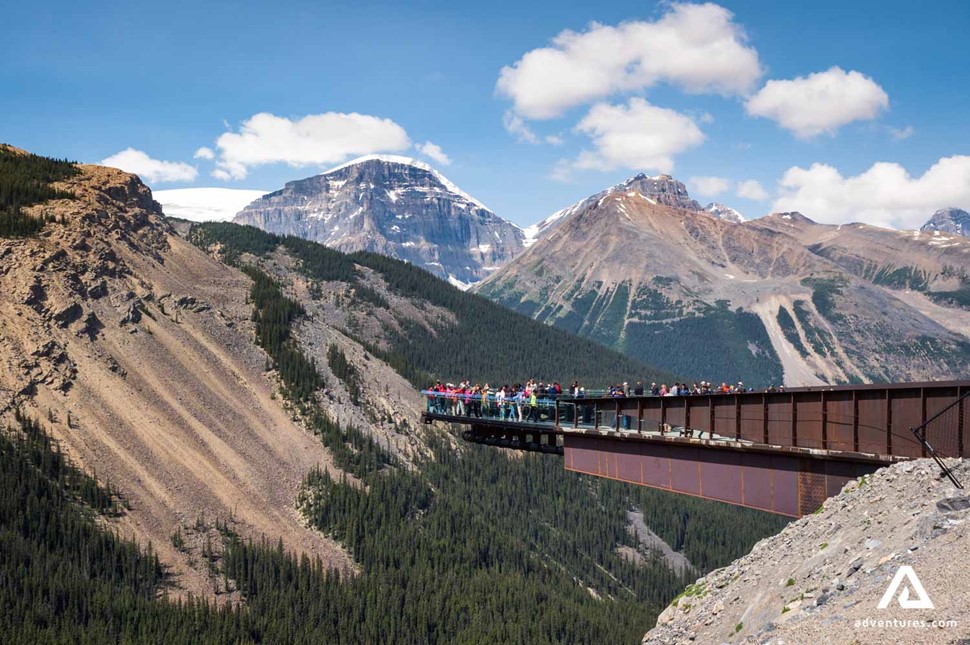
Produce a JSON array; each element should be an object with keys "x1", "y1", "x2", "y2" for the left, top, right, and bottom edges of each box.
[
  {"x1": 642, "y1": 459, "x2": 970, "y2": 645},
  {"x1": 234, "y1": 155, "x2": 526, "y2": 287},
  {"x1": 624, "y1": 174, "x2": 702, "y2": 211},
  {"x1": 921, "y1": 207, "x2": 970, "y2": 237}
]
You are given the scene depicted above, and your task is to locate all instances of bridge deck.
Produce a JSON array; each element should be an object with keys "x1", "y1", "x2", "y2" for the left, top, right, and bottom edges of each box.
[
  {"x1": 421, "y1": 411, "x2": 903, "y2": 465},
  {"x1": 422, "y1": 382, "x2": 969, "y2": 516}
]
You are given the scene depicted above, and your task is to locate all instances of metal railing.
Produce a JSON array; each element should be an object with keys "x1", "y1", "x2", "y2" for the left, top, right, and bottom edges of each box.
[
  {"x1": 421, "y1": 391, "x2": 720, "y2": 438},
  {"x1": 425, "y1": 382, "x2": 970, "y2": 459}
]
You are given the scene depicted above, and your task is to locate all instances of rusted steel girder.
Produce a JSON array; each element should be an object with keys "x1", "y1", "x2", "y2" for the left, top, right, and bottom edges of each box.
[
  {"x1": 565, "y1": 380, "x2": 970, "y2": 459},
  {"x1": 562, "y1": 433, "x2": 882, "y2": 517}
]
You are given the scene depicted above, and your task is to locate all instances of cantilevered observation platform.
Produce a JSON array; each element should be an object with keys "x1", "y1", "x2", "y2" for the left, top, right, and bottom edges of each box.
[{"x1": 422, "y1": 381, "x2": 969, "y2": 517}]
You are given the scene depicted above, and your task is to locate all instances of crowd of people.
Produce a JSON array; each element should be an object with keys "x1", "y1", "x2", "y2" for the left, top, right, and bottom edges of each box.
[
  {"x1": 605, "y1": 380, "x2": 786, "y2": 396},
  {"x1": 423, "y1": 378, "x2": 786, "y2": 422},
  {"x1": 424, "y1": 380, "x2": 562, "y2": 421}
]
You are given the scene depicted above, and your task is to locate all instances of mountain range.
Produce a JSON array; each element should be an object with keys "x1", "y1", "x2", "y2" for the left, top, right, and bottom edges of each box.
[
  {"x1": 3, "y1": 145, "x2": 969, "y2": 643},
  {"x1": 475, "y1": 177, "x2": 970, "y2": 387},
  {"x1": 152, "y1": 156, "x2": 970, "y2": 387}
]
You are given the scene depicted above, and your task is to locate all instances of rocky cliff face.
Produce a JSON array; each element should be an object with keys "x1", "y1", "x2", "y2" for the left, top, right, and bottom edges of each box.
[
  {"x1": 477, "y1": 179, "x2": 970, "y2": 387},
  {"x1": 921, "y1": 207, "x2": 970, "y2": 237},
  {"x1": 643, "y1": 458, "x2": 970, "y2": 645},
  {"x1": 233, "y1": 155, "x2": 525, "y2": 287}
]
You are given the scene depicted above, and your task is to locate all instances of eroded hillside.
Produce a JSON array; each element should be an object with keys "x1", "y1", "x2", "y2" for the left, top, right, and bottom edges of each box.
[{"x1": 0, "y1": 155, "x2": 362, "y2": 596}]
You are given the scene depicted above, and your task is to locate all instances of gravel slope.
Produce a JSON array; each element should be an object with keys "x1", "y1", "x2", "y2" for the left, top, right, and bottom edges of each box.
[{"x1": 643, "y1": 459, "x2": 970, "y2": 645}]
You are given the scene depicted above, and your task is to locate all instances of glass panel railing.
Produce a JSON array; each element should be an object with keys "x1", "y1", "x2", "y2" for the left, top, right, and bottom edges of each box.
[{"x1": 421, "y1": 390, "x2": 760, "y2": 442}]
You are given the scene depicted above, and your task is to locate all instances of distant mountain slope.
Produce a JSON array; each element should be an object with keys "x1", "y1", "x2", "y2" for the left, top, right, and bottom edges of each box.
[
  {"x1": 188, "y1": 221, "x2": 672, "y2": 388},
  {"x1": 477, "y1": 179, "x2": 970, "y2": 387},
  {"x1": 921, "y1": 206, "x2": 970, "y2": 237},
  {"x1": 233, "y1": 155, "x2": 525, "y2": 287}
]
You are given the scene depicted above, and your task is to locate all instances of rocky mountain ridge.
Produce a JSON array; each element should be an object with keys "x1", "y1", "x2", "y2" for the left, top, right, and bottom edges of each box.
[
  {"x1": 233, "y1": 155, "x2": 525, "y2": 287},
  {"x1": 523, "y1": 173, "x2": 704, "y2": 245},
  {"x1": 476, "y1": 178, "x2": 970, "y2": 387}
]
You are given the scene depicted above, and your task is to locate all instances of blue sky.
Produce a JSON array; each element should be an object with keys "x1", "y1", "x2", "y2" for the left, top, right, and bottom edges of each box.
[{"x1": 3, "y1": 0, "x2": 969, "y2": 229}]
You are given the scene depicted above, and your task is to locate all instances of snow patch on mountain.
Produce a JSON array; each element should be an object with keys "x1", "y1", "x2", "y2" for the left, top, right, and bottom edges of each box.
[{"x1": 325, "y1": 154, "x2": 491, "y2": 211}]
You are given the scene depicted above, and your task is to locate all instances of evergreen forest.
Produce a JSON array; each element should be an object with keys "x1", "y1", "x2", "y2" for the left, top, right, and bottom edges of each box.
[
  {"x1": 0, "y1": 147, "x2": 77, "y2": 237},
  {"x1": 0, "y1": 409, "x2": 786, "y2": 644},
  {"x1": 189, "y1": 221, "x2": 676, "y2": 388}
]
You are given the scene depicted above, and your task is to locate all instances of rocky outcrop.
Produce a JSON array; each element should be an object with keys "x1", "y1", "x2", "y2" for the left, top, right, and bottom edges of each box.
[
  {"x1": 624, "y1": 174, "x2": 703, "y2": 211},
  {"x1": 643, "y1": 459, "x2": 970, "y2": 645},
  {"x1": 523, "y1": 174, "x2": 704, "y2": 245},
  {"x1": 921, "y1": 207, "x2": 970, "y2": 237},
  {"x1": 233, "y1": 155, "x2": 525, "y2": 286}
]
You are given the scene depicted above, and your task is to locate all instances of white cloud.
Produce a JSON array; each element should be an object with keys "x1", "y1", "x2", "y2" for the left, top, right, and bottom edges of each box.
[
  {"x1": 154, "y1": 187, "x2": 269, "y2": 222},
  {"x1": 211, "y1": 111, "x2": 411, "y2": 180},
  {"x1": 745, "y1": 67, "x2": 888, "y2": 138},
  {"x1": 544, "y1": 134, "x2": 564, "y2": 146},
  {"x1": 737, "y1": 179, "x2": 769, "y2": 201},
  {"x1": 549, "y1": 160, "x2": 573, "y2": 183},
  {"x1": 497, "y1": 3, "x2": 762, "y2": 120},
  {"x1": 194, "y1": 146, "x2": 215, "y2": 160},
  {"x1": 503, "y1": 110, "x2": 540, "y2": 144},
  {"x1": 773, "y1": 156, "x2": 970, "y2": 229},
  {"x1": 416, "y1": 141, "x2": 451, "y2": 166},
  {"x1": 568, "y1": 98, "x2": 704, "y2": 173},
  {"x1": 889, "y1": 125, "x2": 915, "y2": 141},
  {"x1": 100, "y1": 148, "x2": 197, "y2": 184},
  {"x1": 690, "y1": 176, "x2": 730, "y2": 197}
]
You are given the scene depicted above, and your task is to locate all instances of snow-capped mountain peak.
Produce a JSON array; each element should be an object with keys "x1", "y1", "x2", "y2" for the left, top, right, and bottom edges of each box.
[
  {"x1": 705, "y1": 202, "x2": 745, "y2": 223},
  {"x1": 920, "y1": 207, "x2": 970, "y2": 237},
  {"x1": 233, "y1": 157, "x2": 525, "y2": 285}
]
